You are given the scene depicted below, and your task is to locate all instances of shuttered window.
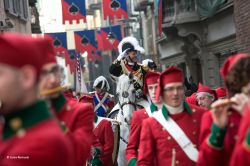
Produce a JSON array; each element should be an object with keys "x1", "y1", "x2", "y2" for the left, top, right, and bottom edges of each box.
[{"x1": 4, "y1": 0, "x2": 29, "y2": 21}]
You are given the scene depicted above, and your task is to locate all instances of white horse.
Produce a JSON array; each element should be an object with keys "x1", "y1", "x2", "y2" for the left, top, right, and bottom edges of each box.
[{"x1": 109, "y1": 74, "x2": 149, "y2": 166}]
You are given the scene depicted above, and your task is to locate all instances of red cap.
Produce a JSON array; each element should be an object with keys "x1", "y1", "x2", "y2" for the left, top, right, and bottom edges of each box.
[
  {"x1": 220, "y1": 53, "x2": 250, "y2": 79},
  {"x1": 143, "y1": 71, "x2": 161, "y2": 94},
  {"x1": 186, "y1": 93, "x2": 198, "y2": 106},
  {"x1": 197, "y1": 83, "x2": 214, "y2": 95},
  {"x1": 216, "y1": 87, "x2": 227, "y2": 98},
  {"x1": 0, "y1": 33, "x2": 54, "y2": 78},
  {"x1": 156, "y1": 66, "x2": 184, "y2": 102},
  {"x1": 79, "y1": 95, "x2": 93, "y2": 104},
  {"x1": 42, "y1": 35, "x2": 56, "y2": 64}
]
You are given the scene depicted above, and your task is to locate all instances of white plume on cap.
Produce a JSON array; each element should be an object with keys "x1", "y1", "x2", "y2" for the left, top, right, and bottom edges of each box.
[
  {"x1": 93, "y1": 76, "x2": 110, "y2": 91},
  {"x1": 118, "y1": 36, "x2": 145, "y2": 55}
]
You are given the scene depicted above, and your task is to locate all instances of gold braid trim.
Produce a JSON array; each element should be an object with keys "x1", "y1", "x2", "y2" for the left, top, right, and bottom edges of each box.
[{"x1": 120, "y1": 60, "x2": 143, "y2": 82}]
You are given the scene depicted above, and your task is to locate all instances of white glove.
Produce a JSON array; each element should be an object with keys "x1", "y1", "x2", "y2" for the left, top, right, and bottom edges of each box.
[
  {"x1": 142, "y1": 59, "x2": 153, "y2": 67},
  {"x1": 117, "y1": 48, "x2": 130, "y2": 61}
]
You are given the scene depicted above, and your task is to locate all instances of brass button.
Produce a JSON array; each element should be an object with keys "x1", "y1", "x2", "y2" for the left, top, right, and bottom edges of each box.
[
  {"x1": 229, "y1": 123, "x2": 235, "y2": 128},
  {"x1": 193, "y1": 119, "x2": 197, "y2": 123},
  {"x1": 192, "y1": 131, "x2": 196, "y2": 135},
  {"x1": 176, "y1": 160, "x2": 180, "y2": 164},
  {"x1": 192, "y1": 109, "x2": 196, "y2": 112},
  {"x1": 234, "y1": 135, "x2": 238, "y2": 141},
  {"x1": 66, "y1": 105, "x2": 71, "y2": 111},
  {"x1": 167, "y1": 136, "x2": 171, "y2": 140},
  {"x1": 162, "y1": 127, "x2": 165, "y2": 131},
  {"x1": 10, "y1": 118, "x2": 22, "y2": 131},
  {"x1": 16, "y1": 129, "x2": 26, "y2": 138}
]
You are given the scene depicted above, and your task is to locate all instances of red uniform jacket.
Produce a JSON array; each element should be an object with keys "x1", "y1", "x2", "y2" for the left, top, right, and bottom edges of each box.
[
  {"x1": 197, "y1": 109, "x2": 241, "y2": 166},
  {"x1": 94, "y1": 117, "x2": 114, "y2": 166},
  {"x1": 0, "y1": 100, "x2": 74, "y2": 166},
  {"x1": 230, "y1": 103, "x2": 250, "y2": 166},
  {"x1": 137, "y1": 104, "x2": 205, "y2": 166},
  {"x1": 51, "y1": 94, "x2": 94, "y2": 166},
  {"x1": 126, "y1": 108, "x2": 149, "y2": 165}
]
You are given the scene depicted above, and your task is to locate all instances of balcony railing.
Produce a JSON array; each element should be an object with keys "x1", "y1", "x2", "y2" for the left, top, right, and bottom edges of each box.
[{"x1": 163, "y1": 0, "x2": 200, "y2": 26}]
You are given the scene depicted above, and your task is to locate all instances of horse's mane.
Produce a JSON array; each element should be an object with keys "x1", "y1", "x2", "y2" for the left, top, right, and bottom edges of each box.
[{"x1": 116, "y1": 74, "x2": 131, "y2": 94}]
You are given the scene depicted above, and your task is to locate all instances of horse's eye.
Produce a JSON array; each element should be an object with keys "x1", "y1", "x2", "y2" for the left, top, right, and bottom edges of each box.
[{"x1": 132, "y1": 89, "x2": 136, "y2": 94}]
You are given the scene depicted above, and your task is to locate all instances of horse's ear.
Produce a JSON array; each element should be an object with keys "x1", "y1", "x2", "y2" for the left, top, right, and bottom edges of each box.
[{"x1": 128, "y1": 72, "x2": 134, "y2": 80}]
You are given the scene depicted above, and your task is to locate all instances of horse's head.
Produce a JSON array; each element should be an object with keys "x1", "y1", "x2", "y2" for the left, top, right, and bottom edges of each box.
[{"x1": 116, "y1": 73, "x2": 136, "y2": 125}]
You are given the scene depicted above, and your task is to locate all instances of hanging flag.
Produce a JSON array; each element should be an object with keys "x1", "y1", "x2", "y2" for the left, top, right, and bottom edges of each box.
[
  {"x1": 96, "y1": 30, "x2": 104, "y2": 50},
  {"x1": 65, "y1": 50, "x2": 77, "y2": 74},
  {"x1": 102, "y1": 0, "x2": 128, "y2": 21},
  {"x1": 74, "y1": 30, "x2": 97, "y2": 61},
  {"x1": 61, "y1": 0, "x2": 86, "y2": 24},
  {"x1": 98, "y1": 25, "x2": 122, "y2": 51},
  {"x1": 45, "y1": 32, "x2": 68, "y2": 55},
  {"x1": 158, "y1": 0, "x2": 163, "y2": 36}
]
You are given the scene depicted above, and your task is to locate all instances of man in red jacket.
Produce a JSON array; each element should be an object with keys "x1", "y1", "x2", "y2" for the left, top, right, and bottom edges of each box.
[
  {"x1": 230, "y1": 102, "x2": 250, "y2": 166},
  {"x1": 137, "y1": 66, "x2": 205, "y2": 166},
  {"x1": 39, "y1": 44, "x2": 95, "y2": 166},
  {"x1": 93, "y1": 115, "x2": 115, "y2": 166},
  {"x1": 126, "y1": 71, "x2": 161, "y2": 166},
  {"x1": 196, "y1": 83, "x2": 217, "y2": 109},
  {"x1": 197, "y1": 53, "x2": 250, "y2": 166},
  {"x1": 0, "y1": 33, "x2": 74, "y2": 166}
]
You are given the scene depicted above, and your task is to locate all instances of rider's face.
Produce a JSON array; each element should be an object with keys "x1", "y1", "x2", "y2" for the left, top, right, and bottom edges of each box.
[
  {"x1": 95, "y1": 87, "x2": 106, "y2": 95},
  {"x1": 147, "y1": 83, "x2": 158, "y2": 104},
  {"x1": 128, "y1": 51, "x2": 137, "y2": 60}
]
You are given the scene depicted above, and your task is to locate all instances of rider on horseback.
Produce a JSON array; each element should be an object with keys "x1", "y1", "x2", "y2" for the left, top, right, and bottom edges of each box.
[
  {"x1": 91, "y1": 76, "x2": 114, "y2": 117},
  {"x1": 109, "y1": 36, "x2": 157, "y2": 99}
]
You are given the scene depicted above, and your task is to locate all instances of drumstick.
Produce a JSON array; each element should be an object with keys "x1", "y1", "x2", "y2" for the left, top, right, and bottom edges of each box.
[
  {"x1": 211, "y1": 99, "x2": 237, "y2": 109},
  {"x1": 40, "y1": 85, "x2": 69, "y2": 97}
]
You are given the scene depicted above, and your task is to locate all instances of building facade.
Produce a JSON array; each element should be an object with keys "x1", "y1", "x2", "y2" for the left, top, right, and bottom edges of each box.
[
  {"x1": 234, "y1": 0, "x2": 250, "y2": 53},
  {"x1": 160, "y1": 0, "x2": 236, "y2": 88},
  {"x1": 0, "y1": 0, "x2": 40, "y2": 34}
]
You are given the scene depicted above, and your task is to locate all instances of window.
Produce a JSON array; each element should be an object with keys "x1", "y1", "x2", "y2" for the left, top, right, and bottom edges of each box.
[
  {"x1": 4, "y1": 0, "x2": 29, "y2": 21},
  {"x1": 22, "y1": 0, "x2": 29, "y2": 20},
  {"x1": 18, "y1": 0, "x2": 29, "y2": 20},
  {"x1": 4, "y1": 0, "x2": 16, "y2": 16}
]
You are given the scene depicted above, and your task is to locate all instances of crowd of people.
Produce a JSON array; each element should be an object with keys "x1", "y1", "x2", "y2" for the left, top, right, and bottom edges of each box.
[{"x1": 0, "y1": 32, "x2": 250, "y2": 166}]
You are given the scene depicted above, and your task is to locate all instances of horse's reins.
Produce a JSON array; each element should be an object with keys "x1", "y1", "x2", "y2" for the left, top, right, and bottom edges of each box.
[
  {"x1": 116, "y1": 82, "x2": 138, "y2": 145},
  {"x1": 117, "y1": 82, "x2": 137, "y2": 115}
]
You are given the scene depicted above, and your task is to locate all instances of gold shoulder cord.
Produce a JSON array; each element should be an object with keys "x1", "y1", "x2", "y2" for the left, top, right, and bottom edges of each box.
[{"x1": 120, "y1": 60, "x2": 143, "y2": 82}]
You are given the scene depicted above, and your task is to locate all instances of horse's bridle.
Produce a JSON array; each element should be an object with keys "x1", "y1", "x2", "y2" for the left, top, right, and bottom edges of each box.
[{"x1": 119, "y1": 101, "x2": 136, "y2": 112}]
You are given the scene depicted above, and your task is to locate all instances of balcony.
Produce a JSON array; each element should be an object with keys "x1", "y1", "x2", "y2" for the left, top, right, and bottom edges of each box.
[
  {"x1": 163, "y1": 0, "x2": 200, "y2": 27},
  {"x1": 134, "y1": 0, "x2": 152, "y2": 11}
]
